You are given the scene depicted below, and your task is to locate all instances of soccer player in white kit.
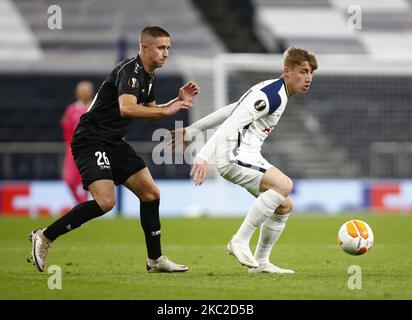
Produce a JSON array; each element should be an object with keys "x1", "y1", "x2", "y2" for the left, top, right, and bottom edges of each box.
[{"x1": 175, "y1": 47, "x2": 318, "y2": 273}]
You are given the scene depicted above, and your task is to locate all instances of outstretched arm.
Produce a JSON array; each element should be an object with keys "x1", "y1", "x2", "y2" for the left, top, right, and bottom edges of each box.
[
  {"x1": 153, "y1": 81, "x2": 200, "y2": 109},
  {"x1": 119, "y1": 81, "x2": 199, "y2": 122},
  {"x1": 119, "y1": 94, "x2": 192, "y2": 121},
  {"x1": 170, "y1": 103, "x2": 237, "y2": 151},
  {"x1": 185, "y1": 103, "x2": 237, "y2": 138}
]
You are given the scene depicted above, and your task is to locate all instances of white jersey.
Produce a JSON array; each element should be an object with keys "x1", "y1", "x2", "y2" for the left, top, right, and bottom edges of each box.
[{"x1": 197, "y1": 77, "x2": 289, "y2": 166}]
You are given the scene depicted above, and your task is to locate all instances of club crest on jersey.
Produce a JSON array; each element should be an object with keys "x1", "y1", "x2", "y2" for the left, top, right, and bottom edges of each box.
[
  {"x1": 128, "y1": 78, "x2": 139, "y2": 88},
  {"x1": 254, "y1": 99, "x2": 266, "y2": 111}
]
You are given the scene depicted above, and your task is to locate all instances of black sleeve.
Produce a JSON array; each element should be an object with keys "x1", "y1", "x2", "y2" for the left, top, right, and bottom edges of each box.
[{"x1": 116, "y1": 65, "x2": 140, "y2": 99}]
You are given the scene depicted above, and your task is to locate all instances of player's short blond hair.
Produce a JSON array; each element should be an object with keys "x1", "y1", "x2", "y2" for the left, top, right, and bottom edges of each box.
[{"x1": 283, "y1": 47, "x2": 318, "y2": 71}]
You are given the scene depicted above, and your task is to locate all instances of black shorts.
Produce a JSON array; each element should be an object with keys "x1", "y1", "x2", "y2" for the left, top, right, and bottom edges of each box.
[{"x1": 71, "y1": 135, "x2": 146, "y2": 190}]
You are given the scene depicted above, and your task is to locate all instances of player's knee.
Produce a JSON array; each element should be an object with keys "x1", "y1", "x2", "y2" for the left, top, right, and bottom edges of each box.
[
  {"x1": 287, "y1": 200, "x2": 293, "y2": 213},
  {"x1": 96, "y1": 197, "x2": 116, "y2": 213},
  {"x1": 140, "y1": 186, "x2": 160, "y2": 202},
  {"x1": 268, "y1": 176, "x2": 293, "y2": 197},
  {"x1": 287, "y1": 176, "x2": 294, "y2": 193},
  {"x1": 279, "y1": 176, "x2": 293, "y2": 196},
  {"x1": 276, "y1": 198, "x2": 293, "y2": 215}
]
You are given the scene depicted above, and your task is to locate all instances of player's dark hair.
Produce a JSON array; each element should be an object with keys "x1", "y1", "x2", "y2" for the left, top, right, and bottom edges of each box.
[
  {"x1": 283, "y1": 47, "x2": 318, "y2": 71},
  {"x1": 140, "y1": 26, "x2": 170, "y2": 42}
]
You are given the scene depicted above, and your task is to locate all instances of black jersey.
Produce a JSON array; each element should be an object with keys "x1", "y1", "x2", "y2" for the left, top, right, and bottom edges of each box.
[{"x1": 74, "y1": 55, "x2": 155, "y2": 141}]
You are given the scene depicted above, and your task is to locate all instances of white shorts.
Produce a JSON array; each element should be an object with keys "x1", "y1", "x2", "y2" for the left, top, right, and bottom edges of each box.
[{"x1": 216, "y1": 155, "x2": 273, "y2": 198}]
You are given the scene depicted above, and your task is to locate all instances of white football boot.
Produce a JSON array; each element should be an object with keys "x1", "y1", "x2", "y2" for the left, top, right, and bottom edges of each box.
[
  {"x1": 226, "y1": 238, "x2": 259, "y2": 268},
  {"x1": 248, "y1": 262, "x2": 295, "y2": 274},
  {"x1": 28, "y1": 228, "x2": 52, "y2": 272},
  {"x1": 146, "y1": 255, "x2": 189, "y2": 273}
]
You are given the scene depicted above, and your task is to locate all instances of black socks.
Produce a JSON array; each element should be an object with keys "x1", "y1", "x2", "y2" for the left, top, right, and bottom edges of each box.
[
  {"x1": 140, "y1": 199, "x2": 162, "y2": 259},
  {"x1": 42, "y1": 198, "x2": 162, "y2": 260},
  {"x1": 43, "y1": 200, "x2": 105, "y2": 241}
]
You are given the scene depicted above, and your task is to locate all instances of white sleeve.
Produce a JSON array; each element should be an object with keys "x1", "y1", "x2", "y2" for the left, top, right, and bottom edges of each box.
[
  {"x1": 197, "y1": 90, "x2": 270, "y2": 162},
  {"x1": 185, "y1": 103, "x2": 237, "y2": 138},
  {"x1": 239, "y1": 89, "x2": 271, "y2": 121}
]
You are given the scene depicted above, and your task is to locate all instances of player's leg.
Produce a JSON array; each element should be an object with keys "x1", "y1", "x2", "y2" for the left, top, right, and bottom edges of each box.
[
  {"x1": 221, "y1": 160, "x2": 293, "y2": 269},
  {"x1": 29, "y1": 141, "x2": 115, "y2": 272},
  {"x1": 29, "y1": 180, "x2": 115, "y2": 272},
  {"x1": 44, "y1": 178, "x2": 114, "y2": 239},
  {"x1": 111, "y1": 141, "x2": 188, "y2": 272},
  {"x1": 228, "y1": 189, "x2": 288, "y2": 268},
  {"x1": 124, "y1": 168, "x2": 161, "y2": 259},
  {"x1": 123, "y1": 168, "x2": 189, "y2": 272},
  {"x1": 217, "y1": 161, "x2": 276, "y2": 267},
  {"x1": 250, "y1": 167, "x2": 294, "y2": 274},
  {"x1": 45, "y1": 155, "x2": 116, "y2": 241}
]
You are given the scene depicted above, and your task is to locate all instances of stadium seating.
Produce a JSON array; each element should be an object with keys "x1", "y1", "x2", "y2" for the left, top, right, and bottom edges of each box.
[
  {"x1": 252, "y1": 0, "x2": 412, "y2": 56},
  {"x1": 294, "y1": 74, "x2": 412, "y2": 178},
  {"x1": 2, "y1": 0, "x2": 226, "y2": 72},
  {"x1": 191, "y1": 0, "x2": 266, "y2": 52}
]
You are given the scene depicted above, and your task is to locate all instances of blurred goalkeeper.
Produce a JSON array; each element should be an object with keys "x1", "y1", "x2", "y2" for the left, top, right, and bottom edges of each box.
[
  {"x1": 173, "y1": 47, "x2": 317, "y2": 273},
  {"x1": 60, "y1": 81, "x2": 94, "y2": 204},
  {"x1": 28, "y1": 26, "x2": 199, "y2": 273}
]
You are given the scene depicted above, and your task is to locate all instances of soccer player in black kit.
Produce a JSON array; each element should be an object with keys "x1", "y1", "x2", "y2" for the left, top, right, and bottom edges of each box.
[{"x1": 28, "y1": 26, "x2": 199, "y2": 273}]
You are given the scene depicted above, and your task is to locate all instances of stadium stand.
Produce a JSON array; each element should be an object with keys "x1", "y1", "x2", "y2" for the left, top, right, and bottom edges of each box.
[
  {"x1": 0, "y1": 0, "x2": 42, "y2": 61},
  {"x1": 2, "y1": 0, "x2": 226, "y2": 72},
  {"x1": 191, "y1": 0, "x2": 266, "y2": 53},
  {"x1": 252, "y1": 0, "x2": 412, "y2": 56}
]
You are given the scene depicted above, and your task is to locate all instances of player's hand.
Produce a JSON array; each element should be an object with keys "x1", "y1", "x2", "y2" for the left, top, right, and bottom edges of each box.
[
  {"x1": 164, "y1": 100, "x2": 192, "y2": 117},
  {"x1": 169, "y1": 127, "x2": 192, "y2": 151},
  {"x1": 179, "y1": 81, "x2": 200, "y2": 102},
  {"x1": 190, "y1": 157, "x2": 207, "y2": 186}
]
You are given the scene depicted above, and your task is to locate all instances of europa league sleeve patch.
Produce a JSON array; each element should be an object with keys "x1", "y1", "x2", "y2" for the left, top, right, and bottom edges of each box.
[
  {"x1": 127, "y1": 78, "x2": 139, "y2": 88},
  {"x1": 254, "y1": 99, "x2": 267, "y2": 111}
]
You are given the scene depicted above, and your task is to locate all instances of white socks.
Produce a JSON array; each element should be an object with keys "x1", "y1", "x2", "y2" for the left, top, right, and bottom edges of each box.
[
  {"x1": 233, "y1": 189, "x2": 286, "y2": 243},
  {"x1": 254, "y1": 213, "x2": 290, "y2": 264}
]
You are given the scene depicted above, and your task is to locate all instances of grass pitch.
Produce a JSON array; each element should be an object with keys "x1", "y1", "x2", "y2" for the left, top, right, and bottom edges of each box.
[{"x1": 1, "y1": 214, "x2": 411, "y2": 300}]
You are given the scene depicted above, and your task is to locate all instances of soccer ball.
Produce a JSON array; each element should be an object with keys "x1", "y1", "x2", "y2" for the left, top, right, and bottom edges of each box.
[{"x1": 338, "y1": 219, "x2": 374, "y2": 255}]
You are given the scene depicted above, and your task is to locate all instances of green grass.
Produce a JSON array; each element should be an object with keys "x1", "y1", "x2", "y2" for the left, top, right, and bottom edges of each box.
[{"x1": 1, "y1": 214, "x2": 411, "y2": 300}]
